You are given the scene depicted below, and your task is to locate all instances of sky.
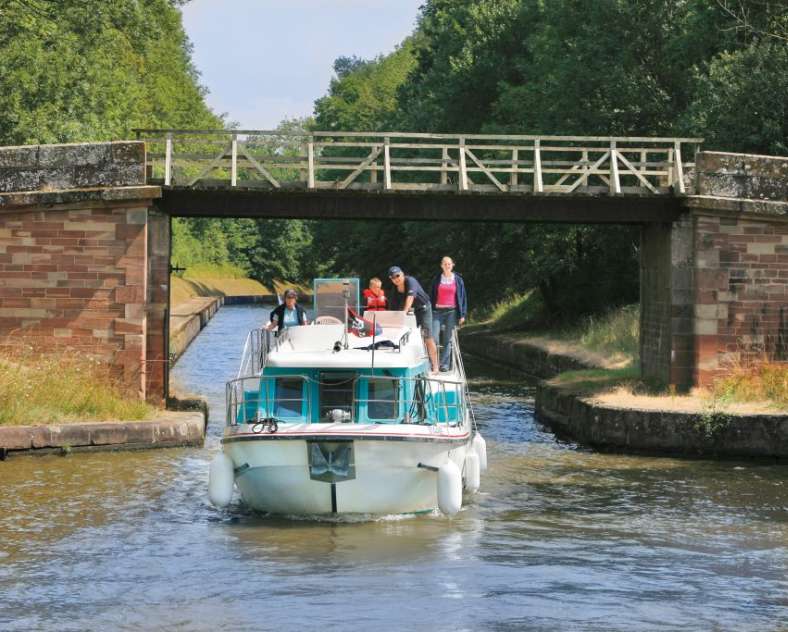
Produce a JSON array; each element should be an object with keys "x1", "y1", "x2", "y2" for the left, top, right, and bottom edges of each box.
[{"x1": 181, "y1": 0, "x2": 424, "y2": 130}]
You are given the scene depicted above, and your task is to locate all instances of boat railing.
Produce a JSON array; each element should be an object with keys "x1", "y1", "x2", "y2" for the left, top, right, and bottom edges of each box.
[
  {"x1": 451, "y1": 328, "x2": 478, "y2": 433},
  {"x1": 225, "y1": 373, "x2": 468, "y2": 427},
  {"x1": 236, "y1": 328, "x2": 274, "y2": 379}
]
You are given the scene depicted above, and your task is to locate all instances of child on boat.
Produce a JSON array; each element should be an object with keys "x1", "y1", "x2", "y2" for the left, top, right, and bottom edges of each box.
[{"x1": 362, "y1": 277, "x2": 387, "y2": 313}]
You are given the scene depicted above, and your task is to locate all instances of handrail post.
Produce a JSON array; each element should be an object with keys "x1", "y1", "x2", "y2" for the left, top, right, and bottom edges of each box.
[
  {"x1": 510, "y1": 148, "x2": 518, "y2": 187},
  {"x1": 458, "y1": 137, "x2": 468, "y2": 191},
  {"x1": 307, "y1": 137, "x2": 315, "y2": 189},
  {"x1": 384, "y1": 136, "x2": 392, "y2": 190},
  {"x1": 581, "y1": 149, "x2": 589, "y2": 187},
  {"x1": 440, "y1": 146, "x2": 448, "y2": 185},
  {"x1": 534, "y1": 139, "x2": 543, "y2": 192},
  {"x1": 231, "y1": 133, "x2": 238, "y2": 187},
  {"x1": 610, "y1": 140, "x2": 621, "y2": 194},
  {"x1": 164, "y1": 132, "x2": 173, "y2": 186},
  {"x1": 673, "y1": 140, "x2": 685, "y2": 194}
]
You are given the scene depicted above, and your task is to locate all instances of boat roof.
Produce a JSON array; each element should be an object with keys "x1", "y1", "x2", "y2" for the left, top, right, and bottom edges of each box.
[{"x1": 265, "y1": 312, "x2": 427, "y2": 370}]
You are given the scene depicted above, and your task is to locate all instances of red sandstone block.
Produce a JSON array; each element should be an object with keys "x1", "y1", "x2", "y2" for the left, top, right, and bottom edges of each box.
[
  {"x1": 7, "y1": 245, "x2": 44, "y2": 254},
  {"x1": 115, "y1": 285, "x2": 145, "y2": 304},
  {"x1": 1, "y1": 298, "x2": 32, "y2": 308},
  {"x1": 116, "y1": 224, "x2": 145, "y2": 240},
  {"x1": 114, "y1": 319, "x2": 143, "y2": 335}
]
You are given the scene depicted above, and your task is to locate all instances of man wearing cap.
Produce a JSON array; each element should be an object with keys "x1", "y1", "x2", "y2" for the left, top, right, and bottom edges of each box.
[
  {"x1": 267, "y1": 289, "x2": 309, "y2": 333},
  {"x1": 387, "y1": 266, "x2": 439, "y2": 373}
]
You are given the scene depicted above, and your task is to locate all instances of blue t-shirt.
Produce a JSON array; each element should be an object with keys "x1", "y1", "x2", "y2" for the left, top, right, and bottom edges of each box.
[
  {"x1": 282, "y1": 307, "x2": 300, "y2": 328},
  {"x1": 391, "y1": 275, "x2": 430, "y2": 311}
]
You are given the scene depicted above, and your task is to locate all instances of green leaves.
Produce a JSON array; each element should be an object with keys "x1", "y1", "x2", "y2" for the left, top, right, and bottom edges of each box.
[{"x1": 0, "y1": 0, "x2": 221, "y2": 145}]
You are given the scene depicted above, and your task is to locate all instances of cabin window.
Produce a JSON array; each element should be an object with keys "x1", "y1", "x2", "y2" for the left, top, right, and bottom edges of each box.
[
  {"x1": 367, "y1": 378, "x2": 399, "y2": 420},
  {"x1": 274, "y1": 377, "x2": 305, "y2": 418},
  {"x1": 319, "y1": 372, "x2": 356, "y2": 422}
]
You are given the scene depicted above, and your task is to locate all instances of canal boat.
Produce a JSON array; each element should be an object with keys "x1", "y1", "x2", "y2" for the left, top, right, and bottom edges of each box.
[{"x1": 208, "y1": 278, "x2": 486, "y2": 516}]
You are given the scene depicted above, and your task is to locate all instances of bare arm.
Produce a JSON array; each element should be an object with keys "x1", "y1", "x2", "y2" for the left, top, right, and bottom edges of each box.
[{"x1": 403, "y1": 295, "x2": 415, "y2": 312}]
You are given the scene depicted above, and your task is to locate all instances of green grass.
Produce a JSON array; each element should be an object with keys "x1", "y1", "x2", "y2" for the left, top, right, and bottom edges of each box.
[
  {"x1": 180, "y1": 262, "x2": 249, "y2": 279},
  {"x1": 549, "y1": 366, "x2": 641, "y2": 395},
  {"x1": 575, "y1": 304, "x2": 640, "y2": 359},
  {"x1": 472, "y1": 290, "x2": 639, "y2": 364},
  {"x1": 0, "y1": 352, "x2": 153, "y2": 426},
  {"x1": 711, "y1": 362, "x2": 788, "y2": 409},
  {"x1": 467, "y1": 290, "x2": 545, "y2": 332}
]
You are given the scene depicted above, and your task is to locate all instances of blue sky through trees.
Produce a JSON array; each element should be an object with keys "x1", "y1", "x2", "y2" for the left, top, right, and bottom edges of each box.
[{"x1": 181, "y1": 0, "x2": 423, "y2": 129}]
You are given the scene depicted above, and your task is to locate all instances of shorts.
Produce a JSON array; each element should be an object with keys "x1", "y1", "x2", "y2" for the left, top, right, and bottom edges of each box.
[{"x1": 414, "y1": 303, "x2": 433, "y2": 339}]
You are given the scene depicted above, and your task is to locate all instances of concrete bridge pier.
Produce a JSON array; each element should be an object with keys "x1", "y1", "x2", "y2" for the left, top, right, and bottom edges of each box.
[{"x1": 640, "y1": 152, "x2": 788, "y2": 389}]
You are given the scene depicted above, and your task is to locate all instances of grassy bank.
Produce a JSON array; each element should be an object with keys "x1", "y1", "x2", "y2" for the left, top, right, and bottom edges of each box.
[
  {"x1": 473, "y1": 291, "x2": 788, "y2": 412},
  {"x1": 170, "y1": 263, "x2": 272, "y2": 307},
  {"x1": 169, "y1": 263, "x2": 309, "y2": 308},
  {"x1": 0, "y1": 353, "x2": 153, "y2": 425}
]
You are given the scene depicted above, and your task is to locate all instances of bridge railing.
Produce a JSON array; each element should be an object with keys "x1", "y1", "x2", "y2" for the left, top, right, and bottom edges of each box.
[{"x1": 133, "y1": 129, "x2": 703, "y2": 195}]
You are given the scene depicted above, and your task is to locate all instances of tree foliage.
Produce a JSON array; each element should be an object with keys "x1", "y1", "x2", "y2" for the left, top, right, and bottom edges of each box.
[{"x1": 305, "y1": 0, "x2": 787, "y2": 319}]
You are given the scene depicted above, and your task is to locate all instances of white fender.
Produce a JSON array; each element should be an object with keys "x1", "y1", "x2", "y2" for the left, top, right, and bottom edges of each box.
[
  {"x1": 208, "y1": 452, "x2": 235, "y2": 508},
  {"x1": 472, "y1": 433, "x2": 487, "y2": 472},
  {"x1": 464, "y1": 450, "x2": 480, "y2": 492},
  {"x1": 438, "y1": 460, "x2": 462, "y2": 516}
]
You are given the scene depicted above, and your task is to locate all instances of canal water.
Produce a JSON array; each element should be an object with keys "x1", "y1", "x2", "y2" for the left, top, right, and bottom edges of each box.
[{"x1": 1, "y1": 305, "x2": 786, "y2": 631}]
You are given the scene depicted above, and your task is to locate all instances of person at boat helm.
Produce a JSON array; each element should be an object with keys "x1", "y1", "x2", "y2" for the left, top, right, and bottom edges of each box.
[
  {"x1": 266, "y1": 289, "x2": 309, "y2": 333},
  {"x1": 387, "y1": 266, "x2": 439, "y2": 373}
]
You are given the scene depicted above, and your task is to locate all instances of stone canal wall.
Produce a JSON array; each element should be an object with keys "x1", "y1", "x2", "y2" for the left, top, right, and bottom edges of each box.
[
  {"x1": 0, "y1": 409, "x2": 206, "y2": 458},
  {"x1": 461, "y1": 330, "x2": 788, "y2": 458},
  {"x1": 169, "y1": 295, "x2": 224, "y2": 362},
  {"x1": 535, "y1": 381, "x2": 788, "y2": 458}
]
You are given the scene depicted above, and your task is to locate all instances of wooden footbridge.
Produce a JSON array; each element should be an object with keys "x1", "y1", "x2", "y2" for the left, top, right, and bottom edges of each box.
[{"x1": 134, "y1": 129, "x2": 703, "y2": 222}]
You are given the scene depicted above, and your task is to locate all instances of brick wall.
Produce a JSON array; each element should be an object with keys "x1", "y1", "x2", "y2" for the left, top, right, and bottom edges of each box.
[
  {"x1": 0, "y1": 204, "x2": 153, "y2": 398},
  {"x1": 692, "y1": 213, "x2": 788, "y2": 385},
  {"x1": 0, "y1": 140, "x2": 163, "y2": 403}
]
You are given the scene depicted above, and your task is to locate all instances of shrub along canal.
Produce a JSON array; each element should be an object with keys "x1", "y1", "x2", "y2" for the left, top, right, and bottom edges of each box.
[{"x1": 0, "y1": 305, "x2": 786, "y2": 631}]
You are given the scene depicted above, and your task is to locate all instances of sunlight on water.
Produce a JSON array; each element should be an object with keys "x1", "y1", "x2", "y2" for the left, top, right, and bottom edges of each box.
[{"x1": 1, "y1": 306, "x2": 786, "y2": 631}]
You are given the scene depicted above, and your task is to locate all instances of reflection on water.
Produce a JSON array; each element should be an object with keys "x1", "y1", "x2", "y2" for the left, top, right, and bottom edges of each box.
[{"x1": 1, "y1": 306, "x2": 786, "y2": 631}]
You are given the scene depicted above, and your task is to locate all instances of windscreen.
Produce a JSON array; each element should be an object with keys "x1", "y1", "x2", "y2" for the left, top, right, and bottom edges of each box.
[{"x1": 313, "y1": 278, "x2": 360, "y2": 321}]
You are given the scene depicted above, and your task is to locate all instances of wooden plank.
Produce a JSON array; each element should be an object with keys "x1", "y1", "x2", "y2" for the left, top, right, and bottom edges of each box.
[
  {"x1": 465, "y1": 148, "x2": 507, "y2": 192},
  {"x1": 133, "y1": 127, "x2": 703, "y2": 143},
  {"x1": 565, "y1": 151, "x2": 611, "y2": 193},
  {"x1": 610, "y1": 142, "x2": 621, "y2": 194},
  {"x1": 674, "y1": 141, "x2": 685, "y2": 194},
  {"x1": 186, "y1": 142, "x2": 231, "y2": 187},
  {"x1": 384, "y1": 137, "x2": 392, "y2": 190},
  {"x1": 614, "y1": 151, "x2": 658, "y2": 193},
  {"x1": 534, "y1": 139, "x2": 543, "y2": 193},
  {"x1": 458, "y1": 138, "x2": 468, "y2": 191},
  {"x1": 238, "y1": 144, "x2": 281, "y2": 188},
  {"x1": 231, "y1": 135, "x2": 238, "y2": 187},
  {"x1": 164, "y1": 133, "x2": 173, "y2": 186},
  {"x1": 307, "y1": 140, "x2": 315, "y2": 189},
  {"x1": 338, "y1": 145, "x2": 382, "y2": 189}
]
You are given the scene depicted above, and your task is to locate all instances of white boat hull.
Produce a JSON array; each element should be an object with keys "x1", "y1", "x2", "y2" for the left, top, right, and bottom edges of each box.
[{"x1": 223, "y1": 425, "x2": 471, "y2": 515}]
